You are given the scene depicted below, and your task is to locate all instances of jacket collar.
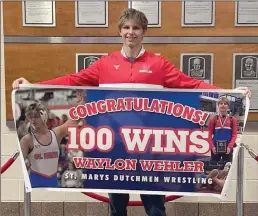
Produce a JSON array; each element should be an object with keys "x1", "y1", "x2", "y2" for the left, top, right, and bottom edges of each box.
[{"x1": 121, "y1": 46, "x2": 145, "y2": 59}]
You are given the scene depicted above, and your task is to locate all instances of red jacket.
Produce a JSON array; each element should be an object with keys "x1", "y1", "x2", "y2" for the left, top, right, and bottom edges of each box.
[
  {"x1": 38, "y1": 50, "x2": 219, "y2": 90},
  {"x1": 208, "y1": 115, "x2": 238, "y2": 149}
]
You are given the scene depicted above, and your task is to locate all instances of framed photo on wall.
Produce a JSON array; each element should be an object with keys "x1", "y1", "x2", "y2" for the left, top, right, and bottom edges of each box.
[
  {"x1": 75, "y1": 1, "x2": 108, "y2": 27},
  {"x1": 233, "y1": 53, "x2": 258, "y2": 112},
  {"x1": 76, "y1": 53, "x2": 108, "y2": 72},
  {"x1": 22, "y1": 1, "x2": 56, "y2": 27},
  {"x1": 128, "y1": 1, "x2": 161, "y2": 27},
  {"x1": 235, "y1": 1, "x2": 258, "y2": 26},
  {"x1": 180, "y1": 53, "x2": 214, "y2": 84},
  {"x1": 181, "y1": 0, "x2": 215, "y2": 27}
]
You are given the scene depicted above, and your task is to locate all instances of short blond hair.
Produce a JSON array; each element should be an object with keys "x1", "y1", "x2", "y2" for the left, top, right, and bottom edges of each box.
[{"x1": 117, "y1": 8, "x2": 148, "y2": 33}]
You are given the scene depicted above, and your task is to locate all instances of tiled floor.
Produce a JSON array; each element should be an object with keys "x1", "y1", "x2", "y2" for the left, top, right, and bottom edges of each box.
[{"x1": 1, "y1": 202, "x2": 258, "y2": 216}]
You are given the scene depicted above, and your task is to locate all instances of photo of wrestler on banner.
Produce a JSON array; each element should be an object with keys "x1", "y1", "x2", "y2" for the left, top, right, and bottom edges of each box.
[
  {"x1": 12, "y1": 86, "x2": 249, "y2": 199},
  {"x1": 197, "y1": 92, "x2": 246, "y2": 192},
  {"x1": 13, "y1": 88, "x2": 85, "y2": 189}
]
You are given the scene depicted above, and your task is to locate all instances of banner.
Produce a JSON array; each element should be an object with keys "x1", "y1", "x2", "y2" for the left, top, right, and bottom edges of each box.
[{"x1": 12, "y1": 85, "x2": 249, "y2": 199}]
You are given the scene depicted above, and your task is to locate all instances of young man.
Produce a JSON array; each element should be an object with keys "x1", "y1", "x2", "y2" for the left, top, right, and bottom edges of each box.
[
  {"x1": 208, "y1": 96, "x2": 238, "y2": 163},
  {"x1": 20, "y1": 102, "x2": 79, "y2": 188},
  {"x1": 13, "y1": 8, "x2": 250, "y2": 216}
]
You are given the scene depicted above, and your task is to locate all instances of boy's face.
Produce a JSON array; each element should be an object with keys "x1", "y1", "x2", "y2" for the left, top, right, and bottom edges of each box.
[
  {"x1": 218, "y1": 101, "x2": 228, "y2": 113},
  {"x1": 119, "y1": 19, "x2": 144, "y2": 48},
  {"x1": 27, "y1": 110, "x2": 44, "y2": 128}
]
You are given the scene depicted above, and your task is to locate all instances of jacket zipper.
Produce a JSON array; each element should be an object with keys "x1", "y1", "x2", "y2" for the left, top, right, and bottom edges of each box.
[{"x1": 130, "y1": 61, "x2": 134, "y2": 82}]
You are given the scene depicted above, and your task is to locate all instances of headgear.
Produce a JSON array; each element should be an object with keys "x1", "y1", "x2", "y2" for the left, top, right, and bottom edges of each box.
[{"x1": 25, "y1": 102, "x2": 48, "y2": 123}]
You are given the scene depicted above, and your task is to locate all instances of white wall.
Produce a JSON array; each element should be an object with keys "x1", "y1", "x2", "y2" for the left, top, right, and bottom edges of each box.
[{"x1": 1, "y1": 1, "x2": 258, "y2": 203}]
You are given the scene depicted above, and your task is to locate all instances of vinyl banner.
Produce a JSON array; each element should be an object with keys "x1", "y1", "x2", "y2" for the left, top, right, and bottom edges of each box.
[{"x1": 12, "y1": 85, "x2": 250, "y2": 199}]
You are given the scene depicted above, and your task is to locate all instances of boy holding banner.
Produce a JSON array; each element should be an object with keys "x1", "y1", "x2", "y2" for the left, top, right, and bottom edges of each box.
[{"x1": 13, "y1": 8, "x2": 250, "y2": 216}]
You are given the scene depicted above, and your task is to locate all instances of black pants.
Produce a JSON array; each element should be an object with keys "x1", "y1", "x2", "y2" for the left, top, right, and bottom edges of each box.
[
  {"x1": 211, "y1": 151, "x2": 233, "y2": 163},
  {"x1": 109, "y1": 193, "x2": 166, "y2": 216}
]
